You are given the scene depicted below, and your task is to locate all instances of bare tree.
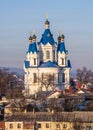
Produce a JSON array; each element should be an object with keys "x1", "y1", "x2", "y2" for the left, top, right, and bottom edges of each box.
[
  {"x1": 38, "y1": 73, "x2": 56, "y2": 91},
  {"x1": 76, "y1": 67, "x2": 93, "y2": 85},
  {"x1": 85, "y1": 101, "x2": 93, "y2": 111},
  {"x1": 0, "y1": 68, "x2": 23, "y2": 98}
]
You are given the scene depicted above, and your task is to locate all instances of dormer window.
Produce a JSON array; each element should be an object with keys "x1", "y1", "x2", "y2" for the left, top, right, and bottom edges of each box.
[{"x1": 46, "y1": 50, "x2": 50, "y2": 59}]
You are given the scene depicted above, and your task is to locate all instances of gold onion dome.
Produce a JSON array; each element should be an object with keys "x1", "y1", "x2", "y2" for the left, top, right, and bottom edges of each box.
[
  {"x1": 57, "y1": 35, "x2": 61, "y2": 42},
  {"x1": 33, "y1": 34, "x2": 37, "y2": 39},
  {"x1": 45, "y1": 19, "x2": 50, "y2": 25},
  {"x1": 29, "y1": 35, "x2": 33, "y2": 41},
  {"x1": 61, "y1": 34, "x2": 65, "y2": 41}
]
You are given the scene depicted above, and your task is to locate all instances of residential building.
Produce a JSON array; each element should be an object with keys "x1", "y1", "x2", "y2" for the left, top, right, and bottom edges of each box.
[{"x1": 5, "y1": 121, "x2": 23, "y2": 130}]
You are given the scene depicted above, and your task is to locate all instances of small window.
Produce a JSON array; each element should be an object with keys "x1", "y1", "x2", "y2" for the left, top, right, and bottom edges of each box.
[
  {"x1": 74, "y1": 125, "x2": 80, "y2": 129},
  {"x1": 62, "y1": 73, "x2": 65, "y2": 82},
  {"x1": 10, "y1": 124, "x2": 13, "y2": 129},
  {"x1": 65, "y1": 57, "x2": 67, "y2": 65},
  {"x1": 58, "y1": 73, "x2": 62, "y2": 83},
  {"x1": 46, "y1": 50, "x2": 50, "y2": 59},
  {"x1": 80, "y1": 126, "x2": 85, "y2": 129},
  {"x1": 0, "y1": 127, "x2": 2, "y2": 130},
  {"x1": 46, "y1": 123, "x2": 49, "y2": 128},
  {"x1": 17, "y1": 123, "x2": 21, "y2": 128},
  {"x1": 34, "y1": 58, "x2": 36, "y2": 65},
  {"x1": 38, "y1": 123, "x2": 41, "y2": 128},
  {"x1": 41, "y1": 73, "x2": 44, "y2": 80},
  {"x1": 33, "y1": 73, "x2": 37, "y2": 83},
  {"x1": 53, "y1": 50, "x2": 55, "y2": 61},
  {"x1": 86, "y1": 126, "x2": 92, "y2": 130},
  {"x1": 56, "y1": 124, "x2": 60, "y2": 128},
  {"x1": 62, "y1": 58, "x2": 64, "y2": 65},
  {"x1": 63, "y1": 124, "x2": 67, "y2": 128}
]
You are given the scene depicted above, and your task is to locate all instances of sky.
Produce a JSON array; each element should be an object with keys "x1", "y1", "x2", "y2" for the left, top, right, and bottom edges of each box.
[{"x1": 0, "y1": 0, "x2": 93, "y2": 71}]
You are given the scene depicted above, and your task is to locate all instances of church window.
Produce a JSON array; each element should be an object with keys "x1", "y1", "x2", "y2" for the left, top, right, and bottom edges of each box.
[
  {"x1": 65, "y1": 57, "x2": 67, "y2": 65},
  {"x1": 62, "y1": 73, "x2": 65, "y2": 82},
  {"x1": 33, "y1": 73, "x2": 37, "y2": 83},
  {"x1": 53, "y1": 50, "x2": 55, "y2": 61},
  {"x1": 46, "y1": 50, "x2": 50, "y2": 59},
  {"x1": 34, "y1": 58, "x2": 36, "y2": 65},
  {"x1": 40, "y1": 51, "x2": 43, "y2": 61},
  {"x1": 62, "y1": 58, "x2": 64, "y2": 65},
  {"x1": 41, "y1": 73, "x2": 44, "y2": 80},
  {"x1": 58, "y1": 73, "x2": 62, "y2": 83}
]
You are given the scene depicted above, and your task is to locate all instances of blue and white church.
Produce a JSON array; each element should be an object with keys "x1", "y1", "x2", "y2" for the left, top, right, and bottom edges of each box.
[{"x1": 24, "y1": 19, "x2": 71, "y2": 95}]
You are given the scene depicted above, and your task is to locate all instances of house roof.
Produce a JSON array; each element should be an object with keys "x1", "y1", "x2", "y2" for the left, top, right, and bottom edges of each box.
[
  {"x1": 47, "y1": 89, "x2": 61, "y2": 99},
  {"x1": 5, "y1": 112, "x2": 93, "y2": 122},
  {"x1": 76, "y1": 89, "x2": 90, "y2": 94}
]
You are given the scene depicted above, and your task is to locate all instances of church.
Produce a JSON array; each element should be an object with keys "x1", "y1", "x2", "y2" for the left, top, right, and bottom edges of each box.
[{"x1": 24, "y1": 19, "x2": 71, "y2": 96}]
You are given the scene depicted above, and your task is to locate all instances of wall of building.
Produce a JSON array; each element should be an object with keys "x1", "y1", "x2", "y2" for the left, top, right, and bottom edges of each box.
[
  {"x1": 5, "y1": 122, "x2": 23, "y2": 130},
  {"x1": 0, "y1": 121, "x2": 5, "y2": 130}
]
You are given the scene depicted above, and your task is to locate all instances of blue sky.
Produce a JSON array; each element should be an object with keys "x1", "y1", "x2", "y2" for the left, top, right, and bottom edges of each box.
[{"x1": 0, "y1": 0, "x2": 93, "y2": 70}]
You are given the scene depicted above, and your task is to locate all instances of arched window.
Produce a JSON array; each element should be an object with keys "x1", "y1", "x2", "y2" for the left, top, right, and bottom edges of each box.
[
  {"x1": 65, "y1": 57, "x2": 67, "y2": 65},
  {"x1": 41, "y1": 73, "x2": 44, "y2": 80},
  {"x1": 58, "y1": 73, "x2": 62, "y2": 83},
  {"x1": 53, "y1": 50, "x2": 55, "y2": 61},
  {"x1": 62, "y1": 73, "x2": 65, "y2": 82},
  {"x1": 62, "y1": 58, "x2": 64, "y2": 65},
  {"x1": 40, "y1": 51, "x2": 43, "y2": 61},
  {"x1": 34, "y1": 58, "x2": 36, "y2": 65},
  {"x1": 46, "y1": 50, "x2": 50, "y2": 59},
  {"x1": 33, "y1": 73, "x2": 37, "y2": 83}
]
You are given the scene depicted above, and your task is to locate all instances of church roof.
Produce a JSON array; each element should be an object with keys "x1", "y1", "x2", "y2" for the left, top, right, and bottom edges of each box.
[
  {"x1": 39, "y1": 61, "x2": 58, "y2": 68},
  {"x1": 57, "y1": 42, "x2": 67, "y2": 53},
  {"x1": 27, "y1": 42, "x2": 37, "y2": 53},
  {"x1": 39, "y1": 29, "x2": 55, "y2": 45},
  {"x1": 24, "y1": 60, "x2": 71, "y2": 69}
]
